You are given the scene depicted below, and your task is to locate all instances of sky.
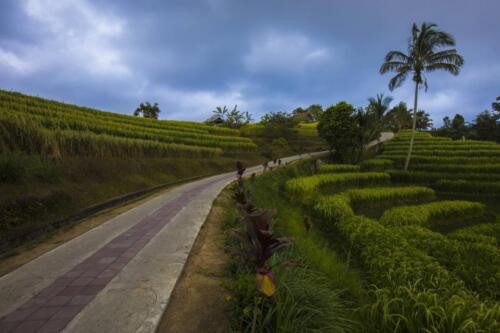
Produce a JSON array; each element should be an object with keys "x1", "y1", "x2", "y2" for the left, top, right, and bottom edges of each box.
[{"x1": 0, "y1": 0, "x2": 499, "y2": 126}]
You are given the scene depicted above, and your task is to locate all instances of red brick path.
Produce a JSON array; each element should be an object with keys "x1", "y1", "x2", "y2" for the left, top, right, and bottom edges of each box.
[{"x1": 0, "y1": 178, "x2": 222, "y2": 333}]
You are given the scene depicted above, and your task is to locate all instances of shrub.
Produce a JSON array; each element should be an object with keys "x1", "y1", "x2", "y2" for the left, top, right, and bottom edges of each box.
[{"x1": 379, "y1": 200, "x2": 487, "y2": 228}]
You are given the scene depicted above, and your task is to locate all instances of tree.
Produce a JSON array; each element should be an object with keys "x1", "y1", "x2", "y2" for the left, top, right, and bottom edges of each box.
[
  {"x1": 380, "y1": 22, "x2": 464, "y2": 170},
  {"x1": 368, "y1": 94, "x2": 393, "y2": 123},
  {"x1": 212, "y1": 105, "x2": 252, "y2": 129},
  {"x1": 317, "y1": 101, "x2": 362, "y2": 163},
  {"x1": 260, "y1": 111, "x2": 298, "y2": 138},
  {"x1": 133, "y1": 102, "x2": 161, "y2": 119},
  {"x1": 443, "y1": 116, "x2": 451, "y2": 128},
  {"x1": 355, "y1": 107, "x2": 379, "y2": 146},
  {"x1": 473, "y1": 111, "x2": 499, "y2": 142},
  {"x1": 415, "y1": 110, "x2": 433, "y2": 130},
  {"x1": 385, "y1": 102, "x2": 412, "y2": 132},
  {"x1": 305, "y1": 104, "x2": 323, "y2": 122},
  {"x1": 493, "y1": 97, "x2": 500, "y2": 114},
  {"x1": 450, "y1": 113, "x2": 465, "y2": 139}
]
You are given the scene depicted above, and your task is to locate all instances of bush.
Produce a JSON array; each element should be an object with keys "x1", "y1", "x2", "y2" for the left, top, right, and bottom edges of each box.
[{"x1": 379, "y1": 200, "x2": 487, "y2": 228}]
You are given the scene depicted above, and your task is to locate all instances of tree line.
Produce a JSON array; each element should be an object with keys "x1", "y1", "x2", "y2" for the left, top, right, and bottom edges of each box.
[{"x1": 433, "y1": 97, "x2": 500, "y2": 142}]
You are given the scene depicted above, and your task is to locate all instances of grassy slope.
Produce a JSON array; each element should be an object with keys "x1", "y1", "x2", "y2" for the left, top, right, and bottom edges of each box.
[{"x1": 0, "y1": 91, "x2": 326, "y2": 250}]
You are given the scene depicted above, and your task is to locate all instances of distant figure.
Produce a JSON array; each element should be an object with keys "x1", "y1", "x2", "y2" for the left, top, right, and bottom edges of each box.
[
  {"x1": 278, "y1": 159, "x2": 282, "y2": 166},
  {"x1": 273, "y1": 159, "x2": 277, "y2": 165},
  {"x1": 236, "y1": 161, "x2": 246, "y2": 178},
  {"x1": 262, "y1": 161, "x2": 268, "y2": 172}
]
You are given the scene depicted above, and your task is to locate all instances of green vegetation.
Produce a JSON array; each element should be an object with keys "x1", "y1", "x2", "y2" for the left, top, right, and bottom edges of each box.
[
  {"x1": 236, "y1": 126, "x2": 500, "y2": 331},
  {"x1": 285, "y1": 171, "x2": 390, "y2": 199},
  {"x1": 379, "y1": 200, "x2": 486, "y2": 228},
  {"x1": 317, "y1": 164, "x2": 360, "y2": 173},
  {"x1": 380, "y1": 22, "x2": 464, "y2": 170},
  {"x1": 0, "y1": 89, "x2": 326, "y2": 251}
]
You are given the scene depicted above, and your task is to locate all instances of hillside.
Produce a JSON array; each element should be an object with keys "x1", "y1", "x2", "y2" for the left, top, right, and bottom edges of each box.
[{"x1": 0, "y1": 90, "x2": 326, "y2": 251}]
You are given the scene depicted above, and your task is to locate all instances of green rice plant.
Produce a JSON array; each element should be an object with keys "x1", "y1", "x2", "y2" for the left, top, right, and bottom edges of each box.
[
  {"x1": 317, "y1": 164, "x2": 360, "y2": 173},
  {"x1": 336, "y1": 215, "x2": 500, "y2": 332},
  {"x1": 394, "y1": 225, "x2": 500, "y2": 300},
  {"x1": 379, "y1": 200, "x2": 486, "y2": 228},
  {"x1": 359, "y1": 158, "x2": 394, "y2": 171},
  {"x1": 433, "y1": 179, "x2": 500, "y2": 195},
  {"x1": 0, "y1": 89, "x2": 241, "y2": 136},
  {"x1": 341, "y1": 186, "x2": 436, "y2": 211},
  {"x1": 380, "y1": 155, "x2": 500, "y2": 166},
  {"x1": 388, "y1": 170, "x2": 500, "y2": 183},
  {"x1": 54, "y1": 130, "x2": 222, "y2": 158},
  {"x1": 2, "y1": 105, "x2": 257, "y2": 151},
  {"x1": 448, "y1": 223, "x2": 500, "y2": 247},
  {"x1": 410, "y1": 163, "x2": 500, "y2": 173},
  {"x1": 382, "y1": 148, "x2": 500, "y2": 157},
  {"x1": 285, "y1": 172, "x2": 390, "y2": 201},
  {"x1": 313, "y1": 195, "x2": 354, "y2": 233}
]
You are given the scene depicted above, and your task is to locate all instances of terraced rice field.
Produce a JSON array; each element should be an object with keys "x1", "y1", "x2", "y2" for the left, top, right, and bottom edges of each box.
[
  {"x1": 282, "y1": 131, "x2": 500, "y2": 331},
  {"x1": 0, "y1": 90, "x2": 257, "y2": 158}
]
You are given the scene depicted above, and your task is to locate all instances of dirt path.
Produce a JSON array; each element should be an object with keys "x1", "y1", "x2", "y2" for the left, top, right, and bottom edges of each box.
[{"x1": 157, "y1": 190, "x2": 232, "y2": 333}]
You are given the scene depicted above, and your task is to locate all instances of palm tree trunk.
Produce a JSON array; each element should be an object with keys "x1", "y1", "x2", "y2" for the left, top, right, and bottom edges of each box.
[{"x1": 404, "y1": 81, "x2": 419, "y2": 171}]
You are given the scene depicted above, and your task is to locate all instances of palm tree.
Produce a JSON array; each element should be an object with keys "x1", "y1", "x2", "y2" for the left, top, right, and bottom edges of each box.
[
  {"x1": 380, "y1": 22, "x2": 464, "y2": 170},
  {"x1": 368, "y1": 93, "x2": 393, "y2": 122}
]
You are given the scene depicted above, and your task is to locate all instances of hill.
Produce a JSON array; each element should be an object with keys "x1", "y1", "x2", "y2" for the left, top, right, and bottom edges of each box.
[{"x1": 0, "y1": 90, "x2": 326, "y2": 251}]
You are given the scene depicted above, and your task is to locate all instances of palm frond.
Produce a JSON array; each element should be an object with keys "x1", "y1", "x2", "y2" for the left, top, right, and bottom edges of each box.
[
  {"x1": 388, "y1": 73, "x2": 408, "y2": 91},
  {"x1": 427, "y1": 50, "x2": 464, "y2": 66},
  {"x1": 425, "y1": 63, "x2": 461, "y2": 75},
  {"x1": 379, "y1": 61, "x2": 409, "y2": 74},
  {"x1": 384, "y1": 51, "x2": 410, "y2": 62}
]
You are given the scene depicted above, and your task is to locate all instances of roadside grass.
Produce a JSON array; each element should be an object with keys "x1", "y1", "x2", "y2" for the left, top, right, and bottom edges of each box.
[{"x1": 223, "y1": 162, "x2": 368, "y2": 332}]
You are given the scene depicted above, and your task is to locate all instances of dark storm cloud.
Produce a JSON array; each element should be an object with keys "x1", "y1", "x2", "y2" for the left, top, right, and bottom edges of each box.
[{"x1": 0, "y1": 0, "x2": 499, "y2": 125}]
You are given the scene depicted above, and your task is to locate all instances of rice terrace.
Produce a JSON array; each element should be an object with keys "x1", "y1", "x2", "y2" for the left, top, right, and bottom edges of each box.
[{"x1": 0, "y1": 1, "x2": 499, "y2": 332}]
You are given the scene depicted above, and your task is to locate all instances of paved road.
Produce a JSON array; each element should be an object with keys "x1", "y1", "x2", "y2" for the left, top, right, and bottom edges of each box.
[
  {"x1": 0, "y1": 132, "x2": 394, "y2": 333},
  {"x1": 0, "y1": 151, "x2": 329, "y2": 333}
]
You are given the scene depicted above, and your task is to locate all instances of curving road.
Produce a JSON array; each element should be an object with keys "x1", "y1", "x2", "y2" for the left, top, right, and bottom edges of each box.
[
  {"x1": 0, "y1": 132, "x2": 394, "y2": 333},
  {"x1": 0, "y1": 151, "x2": 329, "y2": 333}
]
